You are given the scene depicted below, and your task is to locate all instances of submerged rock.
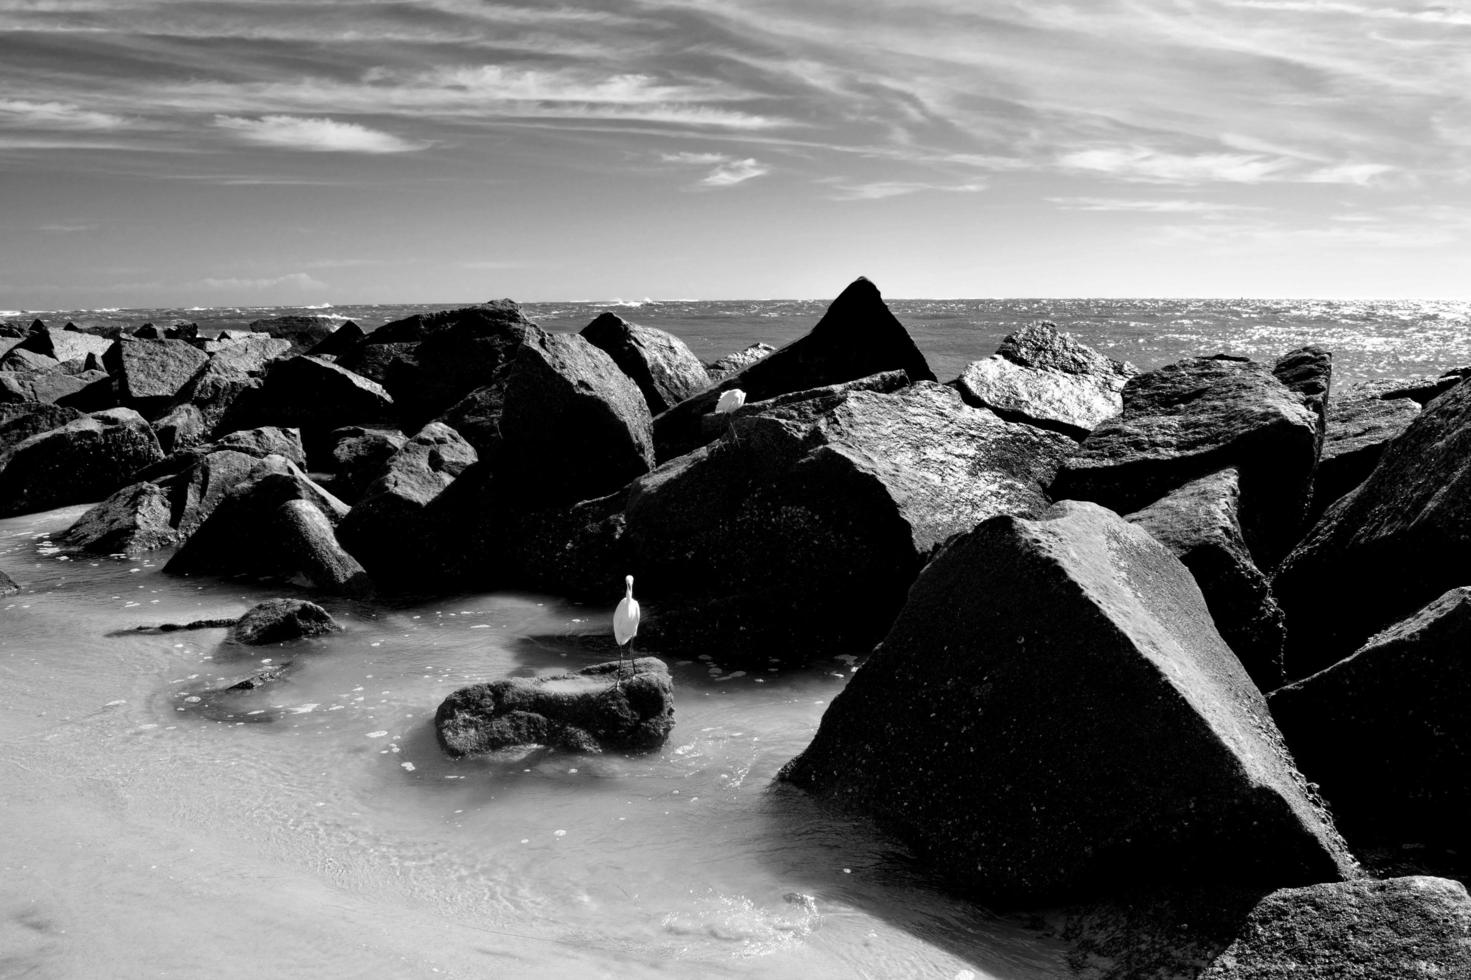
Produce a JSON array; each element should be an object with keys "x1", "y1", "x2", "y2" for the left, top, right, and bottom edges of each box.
[
  {"x1": 1269, "y1": 587, "x2": 1471, "y2": 845},
  {"x1": 0, "y1": 569, "x2": 17, "y2": 596},
  {"x1": 580, "y1": 312, "x2": 710, "y2": 415},
  {"x1": 778, "y1": 501, "x2": 1354, "y2": 903},
  {"x1": 653, "y1": 277, "x2": 935, "y2": 461},
  {"x1": 0, "y1": 408, "x2": 163, "y2": 517},
  {"x1": 1051, "y1": 355, "x2": 1319, "y2": 568},
  {"x1": 952, "y1": 321, "x2": 1134, "y2": 438},
  {"x1": 435, "y1": 657, "x2": 674, "y2": 756},
  {"x1": 228, "y1": 598, "x2": 341, "y2": 645},
  {"x1": 1127, "y1": 467, "x2": 1286, "y2": 690}
]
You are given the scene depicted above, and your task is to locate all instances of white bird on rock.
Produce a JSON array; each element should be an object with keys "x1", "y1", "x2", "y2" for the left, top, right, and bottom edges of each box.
[
  {"x1": 613, "y1": 574, "x2": 640, "y2": 687},
  {"x1": 714, "y1": 388, "x2": 747, "y2": 413}
]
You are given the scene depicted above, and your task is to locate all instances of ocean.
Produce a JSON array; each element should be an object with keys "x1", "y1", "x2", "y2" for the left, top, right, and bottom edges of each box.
[
  {"x1": 7, "y1": 295, "x2": 1471, "y2": 386},
  {"x1": 2, "y1": 296, "x2": 1469, "y2": 979}
]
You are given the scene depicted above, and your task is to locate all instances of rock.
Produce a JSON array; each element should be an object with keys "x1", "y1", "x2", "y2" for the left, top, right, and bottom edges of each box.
[
  {"x1": 131, "y1": 323, "x2": 163, "y2": 339},
  {"x1": 103, "y1": 338, "x2": 208, "y2": 414},
  {"x1": 0, "y1": 368, "x2": 107, "y2": 406},
  {"x1": 268, "y1": 497, "x2": 373, "y2": 594},
  {"x1": 1051, "y1": 356, "x2": 1320, "y2": 568},
  {"x1": 951, "y1": 322, "x2": 1135, "y2": 438},
  {"x1": 509, "y1": 382, "x2": 1073, "y2": 663},
  {"x1": 17, "y1": 326, "x2": 112, "y2": 364},
  {"x1": 580, "y1": 312, "x2": 710, "y2": 415},
  {"x1": 220, "y1": 356, "x2": 395, "y2": 434},
  {"x1": 1373, "y1": 369, "x2": 1471, "y2": 406},
  {"x1": 171, "y1": 334, "x2": 291, "y2": 432},
  {"x1": 705, "y1": 342, "x2": 776, "y2": 381},
  {"x1": 778, "y1": 500, "x2": 1355, "y2": 903},
  {"x1": 1199, "y1": 877, "x2": 1471, "y2": 979},
  {"x1": 327, "y1": 426, "x2": 406, "y2": 500},
  {"x1": 0, "y1": 348, "x2": 61, "y2": 373},
  {"x1": 132, "y1": 426, "x2": 306, "y2": 483},
  {"x1": 696, "y1": 369, "x2": 912, "y2": 443},
  {"x1": 51, "y1": 370, "x2": 117, "y2": 412},
  {"x1": 435, "y1": 657, "x2": 674, "y2": 756},
  {"x1": 304, "y1": 320, "x2": 365, "y2": 358},
  {"x1": 336, "y1": 422, "x2": 476, "y2": 585},
  {"x1": 246, "y1": 315, "x2": 342, "y2": 351},
  {"x1": 1269, "y1": 588, "x2": 1471, "y2": 845},
  {"x1": 0, "y1": 403, "x2": 83, "y2": 456},
  {"x1": 0, "y1": 408, "x2": 164, "y2": 517},
  {"x1": 1272, "y1": 345, "x2": 1332, "y2": 442},
  {"x1": 1312, "y1": 384, "x2": 1419, "y2": 520},
  {"x1": 1273, "y1": 377, "x2": 1471, "y2": 675},
  {"x1": 0, "y1": 569, "x2": 17, "y2": 596},
  {"x1": 152, "y1": 402, "x2": 207, "y2": 455},
  {"x1": 654, "y1": 278, "x2": 936, "y2": 461},
  {"x1": 1127, "y1": 468, "x2": 1286, "y2": 690}
]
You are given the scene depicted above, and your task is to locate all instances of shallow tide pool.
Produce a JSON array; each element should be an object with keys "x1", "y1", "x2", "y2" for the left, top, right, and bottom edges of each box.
[{"x1": 0, "y1": 504, "x2": 1068, "y2": 979}]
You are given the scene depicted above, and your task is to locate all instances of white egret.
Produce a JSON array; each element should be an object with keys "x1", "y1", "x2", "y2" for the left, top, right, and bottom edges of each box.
[
  {"x1": 714, "y1": 388, "x2": 747, "y2": 413},
  {"x1": 613, "y1": 574, "x2": 640, "y2": 687}
]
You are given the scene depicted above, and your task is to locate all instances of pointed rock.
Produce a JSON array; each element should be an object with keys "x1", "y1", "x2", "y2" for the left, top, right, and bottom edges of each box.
[{"x1": 580, "y1": 312, "x2": 710, "y2": 415}]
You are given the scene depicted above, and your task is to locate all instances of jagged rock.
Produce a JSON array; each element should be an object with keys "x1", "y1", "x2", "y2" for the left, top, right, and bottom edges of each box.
[
  {"x1": 435, "y1": 657, "x2": 674, "y2": 756},
  {"x1": 0, "y1": 403, "x2": 82, "y2": 456},
  {"x1": 246, "y1": 314, "x2": 342, "y2": 350},
  {"x1": 0, "y1": 408, "x2": 163, "y2": 517},
  {"x1": 327, "y1": 426, "x2": 406, "y2": 500},
  {"x1": 17, "y1": 326, "x2": 112, "y2": 364},
  {"x1": 1274, "y1": 377, "x2": 1471, "y2": 675},
  {"x1": 1371, "y1": 369, "x2": 1471, "y2": 406},
  {"x1": 229, "y1": 598, "x2": 342, "y2": 644},
  {"x1": 171, "y1": 335, "x2": 291, "y2": 431},
  {"x1": 1269, "y1": 588, "x2": 1471, "y2": 845},
  {"x1": 267, "y1": 498, "x2": 372, "y2": 594},
  {"x1": 0, "y1": 348, "x2": 61, "y2": 373},
  {"x1": 131, "y1": 323, "x2": 163, "y2": 339},
  {"x1": 0, "y1": 570, "x2": 18, "y2": 596},
  {"x1": 952, "y1": 322, "x2": 1135, "y2": 438},
  {"x1": 221, "y1": 355, "x2": 394, "y2": 435},
  {"x1": 654, "y1": 278, "x2": 935, "y2": 461},
  {"x1": 705, "y1": 342, "x2": 775, "y2": 381},
  {"x1": 0, "y1": 368, "x2": 104, "y2": 405},
  {"x1": 152, "y1": 402, "x2": 207, "y2": 454},
  {"x1": 1272, "y1": 345, "x2": 1332, "y2": 444},
  {"x1": 1312, "y1": 385, "x2": 1419, "y2": 520},
  {"x1": 1127, "y1": 468, "x2": 1286, "y2": 690},
  {"x1": 778, "y1": 501, "x2": 1355, "y2": 903},
  {"x1": 304, "y1": 320, "x2": 365, "y2": 358},
  {"x1": 104, "y1": 338, "x2": 208, "y2": 414},
  {"x1": 1199, "y1": 877, "x2": 1471, "y2": 979},
  {"x1": 132, "y1": 426, "x2": 306, "y2": 484},
  {"x1": 337, "y1": 422, "x2": 476, "y2": 585},
  {"x1": 697, "y1": 369, "x2": 912, "y2": 444},
  {"x1": 1051, "y1": 356, "x2": 1319, "y2": 568},
  {"x1": 510, "y1": 382, "x2": 1073, "y2": 663},
  {"x1": 52, "y1": 370, "x2": 116, "y2": 411},
  {"x1": 580, "y1": 312, "x2": 710, "y2": 415}
]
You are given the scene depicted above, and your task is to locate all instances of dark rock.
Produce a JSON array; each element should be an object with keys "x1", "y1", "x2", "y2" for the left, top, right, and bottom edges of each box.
[
  {"x1": 224, "y1": 663, "x2": 292, "y2": 690},
  {"x1": 220, "y1": 356, "x2": 394, "y2": 434},
  {"x1": 1373, "y1": 369, "x2": 1471, "y2": 406},
  {"x1": 705, "y1": 342, "x2": 776, "y2": 381},
  {"x1": 327, "y1": 426, "x2": 406, "y2": 500},
  {"x1": 580, "y1": 312, "x2": 710, "y2": 415},
  {"x1": 246, "y1": 315, "x2": 342, "y2": 351},
  {"x1": 164, "y1": 322, "x2": 199, "y2": 341},
  {"x1": 1272, "y1": 345, "x2": 1332, "y2": 443},
  {"x1": 1199, "y1": 877, "x2": 1471, "y2": 979},
  {"x1": 104, "y1": 338, "x2": 208, "y2": 414},
  {"x1": 51, "y1": 370, "x2": 117, "y2": 412},
  {"x1": 511, "y1": 382, "x2": 1073, "y2": 663},
  {"x1": 654, "y1": 278, "x2": 935, "y2": 461},
  {"x1": 0, "y1": 348, "x2": 61, "y2": 373},
  {"x1": 1051, "y1": 356, "x2": 1319, "y2": 568},
  {"x1": 1312, "y1": 384, "x2": 1419, "y2": 520},
  {"x1": 1274, "y1": 377, "x2": 1471, "y2": 675},
  {"x1": 17, "y1": 326, "x2": 112, "y2": 364},
  {"x1": 171, "y1": 335, "x2": 291, "y2": 432},
  {"x1": 337, "y1": 422, "x2": 476, "y2": 585},
  {"x1": 435, "y1": 657, "x2": 674, "y2": 756},
  {"x1": 778, "y1": 500, "x2": 1354, "y2": 904},
  {"x1": 152, "y1": 402, "x2": 207, "y2": 455},
  {"x1": 228, "y1": 597, "x2": 341, "y2": 645},
  {"x1": 952, "y1": 321, "x2": 1135, "y2": 438},
  {"x1": 1269, "y1": 588, "x2": 1471, "y2": 845},
  {"x1": 131, "y1": 323, "x2": 163, "y2": 339},
  {"x1": 1127, "y1": 468, "x2": 1286, "y2": 690},
  {"x1": 0, "y1": 403, "x2": 83, "y2": 456},
  {"x1": 0, "y1": 569, "x2": 17, "y2": 596},
  {"x1": 0, "y1": 368, "x2": 102, "y2": 405},
  {"x1": 304, "y1": 320, "x2": 364, "y2": 358},
  {"x1": 0, "y1": 408, "x2": 164, "y2": 517},
  {"x1": 697, "y1": 369, "x2": 912, "y2": 443}
]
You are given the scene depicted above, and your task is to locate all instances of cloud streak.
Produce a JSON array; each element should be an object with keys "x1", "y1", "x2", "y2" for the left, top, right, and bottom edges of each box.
[{"x1": 212, "y1": 115, "x2": 429, "y2": 154}]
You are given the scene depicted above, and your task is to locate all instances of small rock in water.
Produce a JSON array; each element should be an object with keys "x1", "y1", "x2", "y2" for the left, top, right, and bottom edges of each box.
[{"x1": 228, "y1": 598, "x2": 341, "y2": 645}]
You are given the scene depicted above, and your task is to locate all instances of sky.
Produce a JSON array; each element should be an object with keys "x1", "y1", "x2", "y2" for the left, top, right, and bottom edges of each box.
[{"x1": 1, "y1": 0, "x2": 1468, "y2": 307}]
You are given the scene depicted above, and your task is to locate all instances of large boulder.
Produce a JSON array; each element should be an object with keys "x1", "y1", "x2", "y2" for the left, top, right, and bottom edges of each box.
[
  {"x1": 1312, "y1": 384, "x2": 1420, "y2": 520},
  {"x1": 1199, "y1": 877, "x2": 1471, "y2": 979},
  {"x1": 0, "y1": 348, "x2": 61, "y2": 373},
  {"x1": 1269, "y1": 588, "x2": 1471, "y2": 845},
  {"x1": 228, "y1": 598, "x2": 341, "y2": 645},
  {"x1": 151, "y1": 402, "x2": 207, "y2": 455},
  {"x1": 1272, "y1": 345, "x2": 1332, "y2": 438},
  {"x1": 304, "y1": 320, "x2": 364, "y2": 358},
  {"x1": 269, "y1": 498, "x2": 373, "y2": 595},
  {"x1": 580, "y1": 312, "x2": 710, "y2": 415},
  {"x1": 1051, "y1": 356, "x2": 1320, "y2": 568},
  {"x1": 104, "y1": 338, "x2": 208, "y2": 415},
  {"x1": 220, "y1": 355, "x2": 395, "y2": 434},
  {"x1": 171, "y1": 334, "x2": 291, "y2": 431},
  {"x1": 0, "y1": 368, "x2": 108, "y2": 406},
  {"x1": 326, "y1": 426, "x2": 406, "y2": 500},
  {"x1": 336, "y1": 422, "x2": 476, "y2": 585},
  {"x1": 435, "y1": 657, "x2": 674, "y2": 756},
  {"x1": 510, "y1": 382, "x2": 1073, "y2": 663},
  {"x1": 18, "y1": 326, "x2": 112, "y2": 364},
  {"x1": 1127, "y1": 467, "x2": 1286, "y2": 690},
  {"x1": 246, "y1": 315, "x2": 342, "y2": 351},
  {"x1": 1273, "y1": 377, "x2": 1471, "y2": 676},
  {"x1": 0, "y1": 408, "x2": 163, "y2": 517},
  {"x1": 951, "y1": 321, "x2": 1134, "y2": 438},
  {"x1": 0, "y1": 403, "x2": 82, "y2": 456},
  {"x1": 778, "y1": 501, "x2": 1355, "y2": 903},
  {"x1": 653, "y1": 278, "x2": 935, "y2": 461}
]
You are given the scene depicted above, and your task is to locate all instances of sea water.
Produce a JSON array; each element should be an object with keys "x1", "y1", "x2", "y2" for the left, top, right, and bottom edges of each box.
[{"x1": 3, "y1": 297, "x2": 1470, "y2": 978}]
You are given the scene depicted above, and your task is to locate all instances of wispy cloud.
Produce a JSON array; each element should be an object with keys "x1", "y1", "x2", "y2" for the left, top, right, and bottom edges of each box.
[
  {"x1": 662, "y1": 151, "x2": 771, "y2": 187},
  {"x1": 197, "y1": 272, "x2": 327, "y2": 291},
  {"x1": 212, "y1": 115, "x2": 428, "y2": 154},
  {"x1": 0, "y1": 99, "x2": 131, "y2": 131},
  {"x1": 1047, "y1": 197, "x2": 1265, "y2": 215},
  {"x1": 36, "y1": 222, "x2": 97, "y2": 233},
  {"x1": 821, "y1": 178, "x2": 987, "y2": 201}
]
